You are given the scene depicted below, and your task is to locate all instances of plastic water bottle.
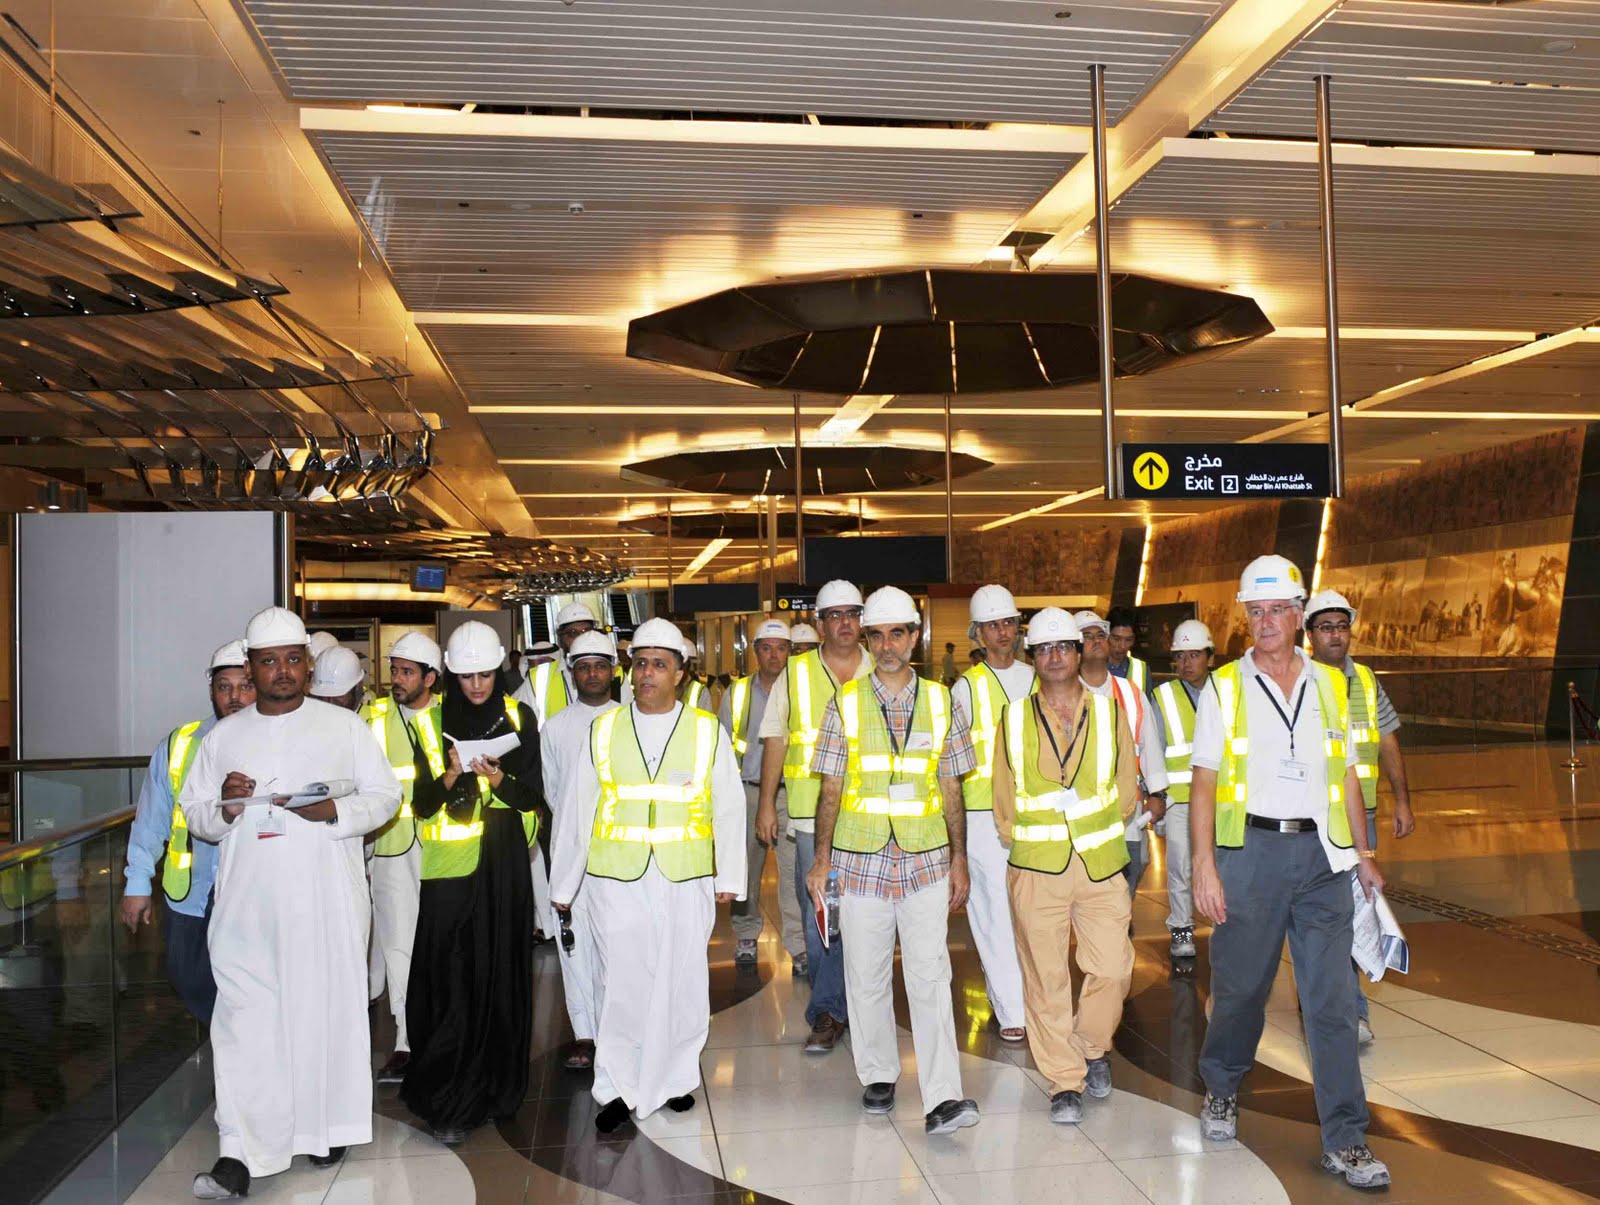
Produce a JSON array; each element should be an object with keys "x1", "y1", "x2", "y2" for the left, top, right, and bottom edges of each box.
[{"x1": 824, "y1": 869, "x2": 842, "y2": 944}]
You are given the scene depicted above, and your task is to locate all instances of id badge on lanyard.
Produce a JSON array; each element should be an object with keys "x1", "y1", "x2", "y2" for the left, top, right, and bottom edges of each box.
[{"x1": 256, "y1": 803, "x2": 287, "y2": 840}]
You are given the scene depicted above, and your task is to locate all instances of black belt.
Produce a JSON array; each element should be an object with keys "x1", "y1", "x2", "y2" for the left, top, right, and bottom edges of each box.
[{"x1": 1245, "y1": 814, "x2": 1318, "y2": 834}]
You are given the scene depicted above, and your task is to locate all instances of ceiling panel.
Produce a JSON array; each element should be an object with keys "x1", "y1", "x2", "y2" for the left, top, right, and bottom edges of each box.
[
  {"x1": 242, "y1": 0, "x2": 1222, "y2": 123},
  {"x1": 1203, "y1": 0, "x2": 1600, "y2": 153}
]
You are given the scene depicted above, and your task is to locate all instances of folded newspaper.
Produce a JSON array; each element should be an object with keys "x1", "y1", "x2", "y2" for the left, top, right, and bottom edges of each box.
[
  {"x1": 1350, "y1": 872, "x2": 1409, "y2": 981},
  {"x1": 233, "y1": 780, "x2": 355, "y2": 808}
]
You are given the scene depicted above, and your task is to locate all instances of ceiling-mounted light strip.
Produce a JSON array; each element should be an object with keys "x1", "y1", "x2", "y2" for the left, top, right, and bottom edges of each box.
[{"x1": 677, "y1": 538, "x2": 733, "y2": 582}]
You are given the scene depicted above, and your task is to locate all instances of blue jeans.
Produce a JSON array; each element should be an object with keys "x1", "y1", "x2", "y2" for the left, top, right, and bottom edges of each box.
[
  {"x1": 164, "y1": 898, "x2": 216, "y2": 1026},
  {"x1": 1356, "y1": 812, "x2": 1379, "y2": 1021},
  {"x1": 793, "y1": 829, "x2": 847, "y2": 1027}
]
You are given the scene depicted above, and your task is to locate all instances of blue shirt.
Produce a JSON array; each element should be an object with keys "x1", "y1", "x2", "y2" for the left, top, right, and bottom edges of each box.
[{"x1": 123, "y1": 715, "x2": 218, "y2": 917}]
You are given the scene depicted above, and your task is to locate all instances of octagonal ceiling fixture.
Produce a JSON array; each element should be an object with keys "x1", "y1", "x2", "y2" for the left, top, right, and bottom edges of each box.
[
  {"x1": 626, "y1": 268, "x2": 1272, "y2": 394},
  {"x1": 620, "y1": 507, "x2": 874, "y2": 540},
  {"x1": 621, "y1": 444, "x2": 991, "y2": 495}
]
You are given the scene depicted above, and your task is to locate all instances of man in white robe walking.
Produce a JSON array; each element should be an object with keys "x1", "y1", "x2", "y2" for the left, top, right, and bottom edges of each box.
[{"x1": 181, "y1": 606, "x2": 401, "y2": 1199}]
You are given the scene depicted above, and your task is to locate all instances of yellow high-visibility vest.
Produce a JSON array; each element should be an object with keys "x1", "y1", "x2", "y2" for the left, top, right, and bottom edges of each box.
[
  {"x1": 782, "y1": 649, "x2": 860, "y2": 819},
  {"x1": 959, "y1": 662, "x2": 1037, "y2": 812},
  {"x1": 1347, "y1": 662, "x2": 1381, "y2": 812},
  {"x1": 1212, "y1": 659, "x2": 1352, "y2": 849},
  {"x1": 364, "y1": 697, "x2": 445, "y2": 857},
  {"x1": 1125, "y1": 655, "x2": 1149, "y2": 693},
  {"x1": 1153, "y1": 678, "x2": 1209, "y2": 805},
  {"x1": 160, "y1": 720, "x2": 205, "y2": 902},
  {"x1": 1005, "y1": 693, "x2": 1127, "y2": 879},
  {"x1": 728, "y1": 674, "x2": 754, "y2": 756},
  {"x1": 588, "y1": 704, "x2": 718, "y2": 881},
  {"x1": 419, "y1": 697, "x2": 538, "y2": 880},
  {"x1": 531, "y1": 661, "x2": 570, "y2": 725},
  {"x1": 831, "y1": 677, "x2": 952, "y2": 855}
]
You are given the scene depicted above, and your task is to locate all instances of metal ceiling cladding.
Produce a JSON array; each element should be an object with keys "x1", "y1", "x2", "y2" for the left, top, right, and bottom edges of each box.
[
  {"x1": 618, "y1": 509, "x2": 873, "y2": 540},
  {"x1": 625, "y1": 269, "x2": 1273, "y2": 395},
  {"x1": 620, "y1": 445, "x2": 992, "y2": 494}
]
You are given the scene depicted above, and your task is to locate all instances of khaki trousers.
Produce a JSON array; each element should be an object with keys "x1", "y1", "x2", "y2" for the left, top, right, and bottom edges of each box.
[{"x1": 1008, "y1": 856, "x2": 1133, "y2": 1094}]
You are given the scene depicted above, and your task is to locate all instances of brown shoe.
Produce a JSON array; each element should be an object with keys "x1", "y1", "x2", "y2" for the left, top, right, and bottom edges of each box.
[{"x1": 804, "y1": 1014, "x2": 846, "y2": 1054}]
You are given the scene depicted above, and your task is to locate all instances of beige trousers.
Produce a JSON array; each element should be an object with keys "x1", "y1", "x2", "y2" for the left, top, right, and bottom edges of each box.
[{"x1": 1008, "y1": 856, "x2": 1133, "y2": 1094}]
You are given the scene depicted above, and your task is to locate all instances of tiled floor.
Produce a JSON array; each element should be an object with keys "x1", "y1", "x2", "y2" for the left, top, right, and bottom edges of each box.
[{"x1": 80, "y1": 742, "x2": 1600, "y2": 1202}]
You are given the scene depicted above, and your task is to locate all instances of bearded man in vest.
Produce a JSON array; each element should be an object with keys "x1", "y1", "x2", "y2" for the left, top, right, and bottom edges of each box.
[
  {"x1": 121, "y1": 639, "x2": 256, "y2": 1024},
  {"x1": 1150, "y1": 619, "x2": 1217, "y2": 964},
  {"x1": 992, "y1": 608, "x2": 1139, "y2": 1123},
  {"x1": 1306, "y1": 589, "x2": 1413, "y2": 1047},
  {"x1": 806, "y1": 586, "x2": 981, "y2": 1136},
  {"x1": 551, "y1": 618, "x2": 747, "y2": 1135},
  {"x1": 361, "y1": 630, "x2": 444, "y2": 1084},
  {"x1": 951, "y1": 584, "x2": 1033, "y2": 1044},
  {"x1": 719, "y1": 618, "x2": 803, "y2": 967},
  {"x1": 755, "y1": 580, "x2": 873, "y2": 1052},
  {"x1": 1190, "y1": 556, "x2": 1390, "y2": 1190}
]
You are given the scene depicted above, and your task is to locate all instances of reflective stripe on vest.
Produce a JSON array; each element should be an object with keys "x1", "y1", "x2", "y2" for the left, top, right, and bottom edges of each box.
[
  {"x1": 729, "y1": 675, "x2": 753, "y2": 755},
  {"x1": 532, "y1": 661, "x2": 570, "y2": 726},
  {"x1": 1153, "y1": 680, "x2": 1201, "y2": 804},
  {"x1": 1126, "y1": 655, "x2": 1149, "y2": 694},
  {"x1": 588, "y1": 704, "x2": 718, "y2": 882},
  {"x1": 1212, "y1": 659, "x2": 1351, "y2": 849},
  {"x1": 682, "y1": 679, "x2": 709, "y2": 713},
  {"x1": 783, "y1": 651, "x2": 843, "y2": 819},
  {"x1": 959, "y1": 663, "x2": 1037, "y2": 813},
  {"x1": 365, "y1": 698, "x2": 445, "y2": 857},
  {"x1": 161, "y1": 720, "x2": 205, "y2": 903},
  {"x1": 1004, "y1": 694, "x2": 1128, "y2": 879},
  {"x1": 1348, "y1": 662, "x2": 1381, "y2": 812},
  {"x1": 832, "y1": 678, "x2": 951, "y2": 855},
  {"x1": 419, "y1": 696, "x2": 536, "y2": 880}
]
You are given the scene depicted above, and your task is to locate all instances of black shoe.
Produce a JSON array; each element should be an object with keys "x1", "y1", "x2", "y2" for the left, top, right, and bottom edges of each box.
[
  {"x1": 924, "y1": 1098, "x2": 981, "y2": 1134},
  {"x1": 667, "y1": 1094, "x2": 695, "y2": 1112},
  {"x1": 192, "y1": 1157, "x2": 250, "y2": 1199},
  {"x1": 862, "y1": 1081, "x2": 896, "y2": 1114},
  {"x1": 375, "y1": 1052, "x2": 409, "y2": 1084},
  {"x1": 595, "y1": 1098, "x2": 634, "y2": 1134},
  {"x1": 308, "y1": 1147, "x2": 346, "y2": 1168},
  {"x1": 1050, "y1": 1090, "x2": 1083, "y2": 1124}
]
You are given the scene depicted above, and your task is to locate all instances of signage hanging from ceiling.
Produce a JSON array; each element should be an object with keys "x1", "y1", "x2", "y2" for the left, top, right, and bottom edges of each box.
[{"x1": 1119, "y1": 443, "x2": 1332, "y2": 500}]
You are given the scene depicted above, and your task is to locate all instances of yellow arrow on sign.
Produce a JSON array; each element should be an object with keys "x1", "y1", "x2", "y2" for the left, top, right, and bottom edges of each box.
[{"x1": 1132, "y1": 452, "x2": 1169, "y2": 490}]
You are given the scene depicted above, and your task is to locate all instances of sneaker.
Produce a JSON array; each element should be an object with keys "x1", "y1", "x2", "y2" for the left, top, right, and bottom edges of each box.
[
  {"x1": 1357, "y1": 1018, "x2": 1375, "y2": 1046},
  {"x1": 803, "y1": 1014, "x2": 845, "y2": 1054},
  {"x1": 924, "y1": 1098, "x2": 980, "y2": 1135},
  {"x1": 792, "y1": 952, "x2": 809, "y2": 978},
  {"x1": 1201, "y1": 1092, "x2": 1239, "y2": 1141},
  {"x1": 862, "y1": 1081, "x2": 896, "y2": 1114},
  {"x1": 1050, "y1": 1090, "x2": 1083, "y2": 1124},
  {"x1": 1084, "y1": 1056, "x2": 1112, "y2": 1099},
  {"x1": 192, "y1": 1157, "x2": 250, "y2": 1199},
  {"x1": 375, "y1": 1051, "x2": 409, "y2": 1084},
  {"x1": 1322, "y1": 1144, "x2": 1391, "y2": 1188},
  {"x1": 1169, "y1": 927, "x2": 1197, "y2": 958},
  {"x1": 735, "y1": 938, "x2": 758, "y2": 963}
]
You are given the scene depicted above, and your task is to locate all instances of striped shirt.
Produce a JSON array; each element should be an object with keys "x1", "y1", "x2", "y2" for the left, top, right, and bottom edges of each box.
[{"x1": 1344, "y1": 658, "x2": 1401, "y2": 735}]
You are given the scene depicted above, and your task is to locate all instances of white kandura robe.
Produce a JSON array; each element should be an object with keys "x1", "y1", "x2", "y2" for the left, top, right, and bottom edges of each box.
[
  {"x1": 181, "y1": 698, "x2": 402, "y2": 1178},
  {"x1": 539, "y1": 696, "x2": 619, "y2": 1042},
  {"x1": 550, "y1": 702, "x2": 746, "y2": 1118}
]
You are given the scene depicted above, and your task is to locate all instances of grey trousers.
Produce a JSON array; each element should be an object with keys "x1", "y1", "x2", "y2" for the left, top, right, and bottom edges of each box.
[{"x1": 1198, "y1": 827, "x2": 1368, "y2": 1154}]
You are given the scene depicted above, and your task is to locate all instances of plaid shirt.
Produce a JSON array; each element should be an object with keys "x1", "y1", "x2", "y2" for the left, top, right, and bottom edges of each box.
[{"x1": 812, "y1": 673, "x2": 976, "y2": 900}]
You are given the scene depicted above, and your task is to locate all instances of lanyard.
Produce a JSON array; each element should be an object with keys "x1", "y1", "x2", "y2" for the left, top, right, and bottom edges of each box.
[
  {"x1": 878, "y1": 677, "x2": 920, "y2": 772},
  {"x1": 1034, "y1": 695, "x2": 1089, "y2": 778},
  {"x1": 1255, "y1": 676, "x2": 1307, "y2": 759}
]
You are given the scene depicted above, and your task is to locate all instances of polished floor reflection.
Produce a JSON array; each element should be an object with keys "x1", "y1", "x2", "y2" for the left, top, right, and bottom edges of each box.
[{"x1": 73, "y1": 742, "x2": 1600, "y2": 1203}]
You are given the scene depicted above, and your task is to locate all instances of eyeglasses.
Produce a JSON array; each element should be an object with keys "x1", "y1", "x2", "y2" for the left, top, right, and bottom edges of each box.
[
  {"x1": 1031, "y1": 641, "x2": 1079, "y2": 658},
  {"x1": 1245, "y1": 604, "x2": 1300, "y2": 621},
  {"x1": 1310, "y1": 622, "x2": 1352, "y2": 635},
  {"x1": 819, "y1": 607, "x2": 863, "y2": 621}
]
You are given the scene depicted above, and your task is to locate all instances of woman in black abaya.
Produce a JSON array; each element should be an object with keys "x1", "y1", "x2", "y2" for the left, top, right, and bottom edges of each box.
[{"x1": 402, "y1": 621, "x2": 542, "y2": 1144}]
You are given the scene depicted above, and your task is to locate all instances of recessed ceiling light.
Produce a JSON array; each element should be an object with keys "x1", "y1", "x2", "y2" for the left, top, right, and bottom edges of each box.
[{"x1": 1544, "y1": 39, "x2": 1578, "y2": 54}]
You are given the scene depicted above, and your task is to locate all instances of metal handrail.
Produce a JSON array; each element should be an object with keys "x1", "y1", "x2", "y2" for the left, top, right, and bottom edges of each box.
[
  {"x1": 0, "y1": 805, "x2": 134, "y2": 870},
  {"x1": 0, "y1": 756, "x2": 149, "y2": 771}
]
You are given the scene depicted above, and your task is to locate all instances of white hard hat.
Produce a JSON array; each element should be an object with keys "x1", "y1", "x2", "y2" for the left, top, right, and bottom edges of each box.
[
  {"x1": 309, "y1": 646, "x2": 364, "y2": 698},
  {"x1": 390, "y1": 630, "x2": 442, "y2": 672},
  {"x1": 631, "y1": 617, "x2": 688, "y2": 659},
  {"x1": 789, "y1": 623, "x2": 819, "y2": 644},
  {"x1": 555, "y1": 601, "x2": 598, "y2": 630},
  {"x1": 1024, "y1": 607, "x2": 1081, "y2": 647},
  {"x1": 307, "y1": 630, "x2": 340, "y2": 659},
  {"x1": 1072, "y1": 610, "x2": 1109, "y2": 634},
  {"x1": 208, "y1": 639, "x2": 248, "y2": 673},
  {"x1": 861, "y1": 585, "x2": 919, "y2": 627},
  {"x1": 1305, "y1": 589, "x2": 1357, "y2": 626},
  {"x1": 1237, "y1": 554, "x2": 1307, "y2": 603},
  {"x1": 969, "y1": 584, "x2": 1020, "y2": 624},
  {"x1": 443, "y1": 621, "x2": 506, "y2": 675},
  {"x1": 752, "y1": 619, "x2": 792, "y2": 644},
  {"x1": 245, "y1": 606, "x2": 308, "y2": 650},
  {"x1": 814, "y1": 580, "x2": 864, "y2": 613},
  {"x1": 567, "y1": 630, "x2": 616, "y2": 663},
  {"x1": 1170, "y1": 619, "x2": 1214, "y2": 652}
]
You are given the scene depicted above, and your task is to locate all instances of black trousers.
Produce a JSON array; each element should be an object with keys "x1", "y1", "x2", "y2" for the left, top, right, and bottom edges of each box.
[{"x1": 164, "y1": 899, "x2": 216, "y2": 1026}]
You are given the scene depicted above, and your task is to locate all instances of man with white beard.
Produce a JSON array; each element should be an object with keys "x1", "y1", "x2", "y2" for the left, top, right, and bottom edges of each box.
[{"x1": 181, "y1": 606, "x2": 401, "y2": 1199}]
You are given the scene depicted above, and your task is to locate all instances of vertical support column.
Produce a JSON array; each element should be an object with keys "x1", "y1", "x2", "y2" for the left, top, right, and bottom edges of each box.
[
  {"x1": 1090, "y1": 63, "x2": 1118, "y2": 500},
  {"x1": 666, "y1": 499, "x2": 675, "y2": 614},
  {"x1": 1316, "y1": 74, "x2": 1346, "y2": 499},
  {"x1": 793, "y1": 392, "x2": 806, "y2": 582},
  {"x1": 272, "y1": 512, "x2": 295, "y2": 610},
  {"x1": 943, "y1": 393, "x2": 955, "y2": 581},
  {"x1": 766, "y1": 493, "x2": 778, "y2": 609}
]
